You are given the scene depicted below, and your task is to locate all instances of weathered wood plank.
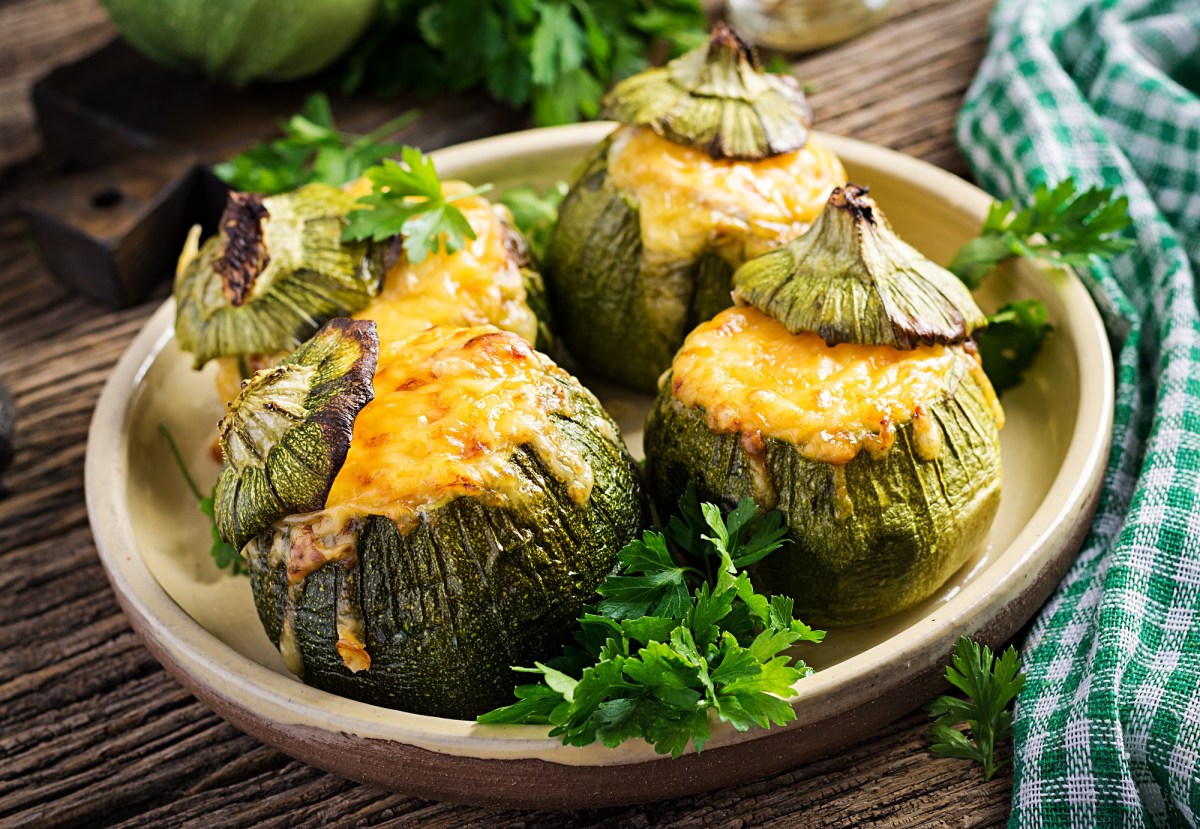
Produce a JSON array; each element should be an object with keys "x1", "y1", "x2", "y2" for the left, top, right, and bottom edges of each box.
[{"x1": 0, "y1": 0, "x2": 114, "y2": 169}]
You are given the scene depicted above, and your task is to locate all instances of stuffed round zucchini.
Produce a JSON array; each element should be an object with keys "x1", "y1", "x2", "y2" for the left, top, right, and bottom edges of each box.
[
  {"x1": 215, "y1": 318, "x2": 644, "y2": 718},
  {"x1": 543, "y1": 23, "x2": 846, "y2": 392},
  {"x1": 174, "y1": 181, "x2": 551, "y2": 402},
  {"x1": 644, "y1": 186, "x2": 1004, "y2": 626}
]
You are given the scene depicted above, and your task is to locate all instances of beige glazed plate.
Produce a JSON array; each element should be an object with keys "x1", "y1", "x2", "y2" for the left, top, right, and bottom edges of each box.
[{"x1": 86, "y1": 122, "x2": 1114, "y2": 809}]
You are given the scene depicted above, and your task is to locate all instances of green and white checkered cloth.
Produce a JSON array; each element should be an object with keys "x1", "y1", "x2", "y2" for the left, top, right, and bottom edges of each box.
[{"x1": 957, "y1": 0, "x2": 1200, "y2": 826}]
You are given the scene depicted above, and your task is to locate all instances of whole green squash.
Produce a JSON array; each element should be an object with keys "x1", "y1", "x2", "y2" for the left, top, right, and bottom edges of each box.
[
  {"x1": 543, "y1": 23, "x2": 846, "y2": 392},
  {"x1": 644, "y1": 186, "x2": 1004, "y2": 626},
  {"x1": 216, "y1": 318, "x2": 645, "y2": 718},
  {"x1": 101, "y1": 0, "x2": 381, "y2": 84}
]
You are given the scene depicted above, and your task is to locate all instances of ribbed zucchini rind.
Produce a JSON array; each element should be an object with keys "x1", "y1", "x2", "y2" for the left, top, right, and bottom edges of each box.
[
  {"x1": 215, "y1": 321, "x2": 645, "y2": 718},
  {"x1": 543, "y1": 25, "x2": 839, "y2": 393},
  {"x1": 732, "y1": 185, "x2": 987, "y2": 349},
  {"x1": 643, "y1": 185, "x2": 1004, "y2": 626},
  {"x1": 248, "y1": 399, "x2": 644, "y2": 718},
  {"x1": 602, "y1": 22, "x2": 812, "y2": 161},
  {"x1": 645, "y1": 357, "x2": 1001, "y2": 626},
  {"x1": 545, "y1": 137, "x2": 734, "y2": 392}
]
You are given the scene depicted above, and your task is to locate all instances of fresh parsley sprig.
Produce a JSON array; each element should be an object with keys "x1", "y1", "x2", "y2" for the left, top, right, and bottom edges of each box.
[
  {"x1": 949, "y1": 178, "x2": 1132, "y2": 393},
  {"x1": 214, "y1": 95, "x2": 491, "y2": 266},
  {"x1": 159, "y1": 423, "x2": 245, "y2": 576},
  {"x1": 479, "y1": 489, "x2": 824, "y2": 757},
  {"x1": 340, "y1": 147, "x2": 492, "y2": 263},
  {"x1": 926, "y1": 636, "x2": 1025, "y2": 781},
  {"x1": 338, "y1": 0, "x2": 708, "y2": 127},
  {"x1": 214, "y1": 93, "x2": 418, "y2": 196},
  {"x1": 949, "y1": 178, "x2": 1134, "y2": 290}
]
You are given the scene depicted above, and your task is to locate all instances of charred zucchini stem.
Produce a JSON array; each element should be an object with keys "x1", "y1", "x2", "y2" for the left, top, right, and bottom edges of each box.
[
  {"x1": 215, "y1": 192, "x2": 271, "y2": 307},
  {"x1": 829, "y1": 184, "x2": 876, "y2": 225},
  {"x1": 704, "y1": 22, "x2": 761, "y2": 72}
]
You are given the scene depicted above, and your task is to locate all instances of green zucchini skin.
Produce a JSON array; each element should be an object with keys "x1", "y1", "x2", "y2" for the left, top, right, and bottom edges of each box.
[
  {"x1": 644, "y1": 364, "x2": 1002, "y2": 626},
  {"x1": 543, "y1": 137, "x2": 733, "y2": 393},
  {"x1": 521, "y1": 266, "x2": 557, "y2": 355},
  {"x1": 248, "y1": 397, "x2": 647, "y2": 719},
  {"x1": 100, "y1": 0, "x2": 380, "y2": 85},
  {"x1": 730, "y1": 186, "x2": 988, "y2": 349}
]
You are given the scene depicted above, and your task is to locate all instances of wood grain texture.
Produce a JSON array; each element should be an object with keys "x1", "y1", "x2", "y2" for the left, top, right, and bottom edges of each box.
[
  {"x1": 0, "y1": 0, "x2": 115, "y2": 171},
  {"x1": 0, "y1": 0, "x2": 1011, "y2": 826}
]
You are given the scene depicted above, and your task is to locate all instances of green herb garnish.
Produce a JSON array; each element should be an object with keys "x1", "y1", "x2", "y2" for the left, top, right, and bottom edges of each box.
[
  {"x1": 339, "y1": 0, "x2": 708, "y2": 127},
  {"x1": 214, "y1": 95, "x2": 490, "y2": 265},
  {"x1": 158, "y1": 423, "x2": 245, "y2": 576},
  {"x1": 978, "y1": 299, "x2": 1053, "y2": 394},
  {"x1": 479, "y1": 488, "x2": 824, "y2": 757},
  {"x1": 949, "y1": 178, "x2": 1133, "y2": 290},
  {"x1": 340, "y1": 146, "x2": 492, "y2": 263},
  {"x1": 926, "y1": 636, "x2": 1025, "y2": 781},
  {"x1": 214, "y1": 93, "x2": 418, "y2": 195},
  {"x1": 949, "y1": 178, "x2": 1132, "y2": 392},
  {"x1": 500, "y1": 181, "x2": 568, "y2": 263}
]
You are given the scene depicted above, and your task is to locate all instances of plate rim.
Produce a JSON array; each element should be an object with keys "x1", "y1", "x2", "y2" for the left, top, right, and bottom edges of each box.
[{"x1": 85, "y1": 122, "x2": 1114, "y2": 797}]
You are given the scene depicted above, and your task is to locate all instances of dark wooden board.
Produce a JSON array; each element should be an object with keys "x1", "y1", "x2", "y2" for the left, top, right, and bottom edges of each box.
[
  {"x1": 0, "y1": 0, "x2": 1014, "y2": 826},
  {"x1": 32, "y1": 39, "x2": 526, "y2": 168},
  {"x1": 23, "y1": 37, "x2": 528, "y2": 307}
]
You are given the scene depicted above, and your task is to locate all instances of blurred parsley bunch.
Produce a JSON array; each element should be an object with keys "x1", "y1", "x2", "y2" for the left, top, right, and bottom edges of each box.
[{"x1": 337, "y1": 0, "x2": 708, "y2": 126}]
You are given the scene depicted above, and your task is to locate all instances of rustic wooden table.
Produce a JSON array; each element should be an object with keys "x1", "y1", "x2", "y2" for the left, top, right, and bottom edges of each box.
[{"x1": 0, "y1": 0, "x2": 1018, "y2": 825}]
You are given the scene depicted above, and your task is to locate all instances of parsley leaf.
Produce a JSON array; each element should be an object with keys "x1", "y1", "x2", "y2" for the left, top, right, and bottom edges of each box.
[
  {"x1": 500, "y1": 181, "x2": 568, "y2": 263},
  {"x1": 596, "y1": 530, "x2": 697, "y2": 621},
  {"x1": 479, "y1": 494, "x2": 824, "y2": 758},
  {"x1": 341, "y1": 146, "x2": 492, "y2": 262},
  {"x1": 946, "y1": 178, "x2": 1132, "y2": 394},
  {"x1": 529, "y1": 4, "x2": 587, "y2": 86},
  {"x1": 214, "y1": 93, "x2": 417, "y2": 195},
  {"x1": 948, "y1": 178, "x2": 1134, "y2": 290},
  {"x1": 337, "y1": 0, "x2": 707, "y2": 128},
  {"x1": 977, "y1": 299, "x2": 1053, "y2": 394},
  {"x1": 667, "y1": 482, "x2": 708, "y2": 558},
  {"x1": 198, "y1": 492, "x2": 244, "y2": 575},
  {"x1": 925, "y1": 637, "x2": 1025, "y2": 781},
  {"x1": 159, "y1": 423, "x2": 246, "y2": 576}
]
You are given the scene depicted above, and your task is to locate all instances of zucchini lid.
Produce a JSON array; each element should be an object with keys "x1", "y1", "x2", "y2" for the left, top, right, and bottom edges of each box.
[
  {"x1": 174, "y1": 184, "x2": 385, "y2": 368},
  {"x1": 215, "y1": 317, "x2": 378, "y2": 550},
  {"x1": 602, "y1": 22, "x2": 812, "y2": 161},
  {"x1": 732, "y1": 184, "x2": 987, "y2": 349}
]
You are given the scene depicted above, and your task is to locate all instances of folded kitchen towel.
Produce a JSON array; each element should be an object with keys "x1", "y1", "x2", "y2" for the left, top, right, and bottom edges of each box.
[{"x1": 957, "y1": 1, "x2": 1200, "y2": 826}]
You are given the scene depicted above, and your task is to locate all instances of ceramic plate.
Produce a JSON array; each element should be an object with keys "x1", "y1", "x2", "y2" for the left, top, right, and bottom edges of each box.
[{"x1": 86, "y1": 123, "x2": 1113, "y2": 808}]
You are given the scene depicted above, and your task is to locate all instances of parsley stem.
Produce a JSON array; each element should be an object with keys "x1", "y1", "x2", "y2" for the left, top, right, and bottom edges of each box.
[
  {"x1": 444, "y1": 183, "x2": 494, "y2": 202},
  {"x1": 159, "y1": 422, "x2": 204, "y2": 503},
  {"x1": 354, "y1": 109, "x2": 421, "y2": 148}
]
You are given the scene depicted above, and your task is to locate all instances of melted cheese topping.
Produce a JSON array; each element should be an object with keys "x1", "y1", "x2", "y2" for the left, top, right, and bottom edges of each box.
[
  {"x1": 606, "y1": 125, "x2": 846, "y2": 267},
  {"x1": 671, "y1": 306, "x2": 994, "y2": 465},
  {"x1": 323, "y1": 325, "x2": 593, "y2": 533},
  {"x1": 352, "y1": 181, "x2": 538, "y2": 347},
  {"x1": 208, "y1": 184, "x2": 534, "y2": 409}
]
